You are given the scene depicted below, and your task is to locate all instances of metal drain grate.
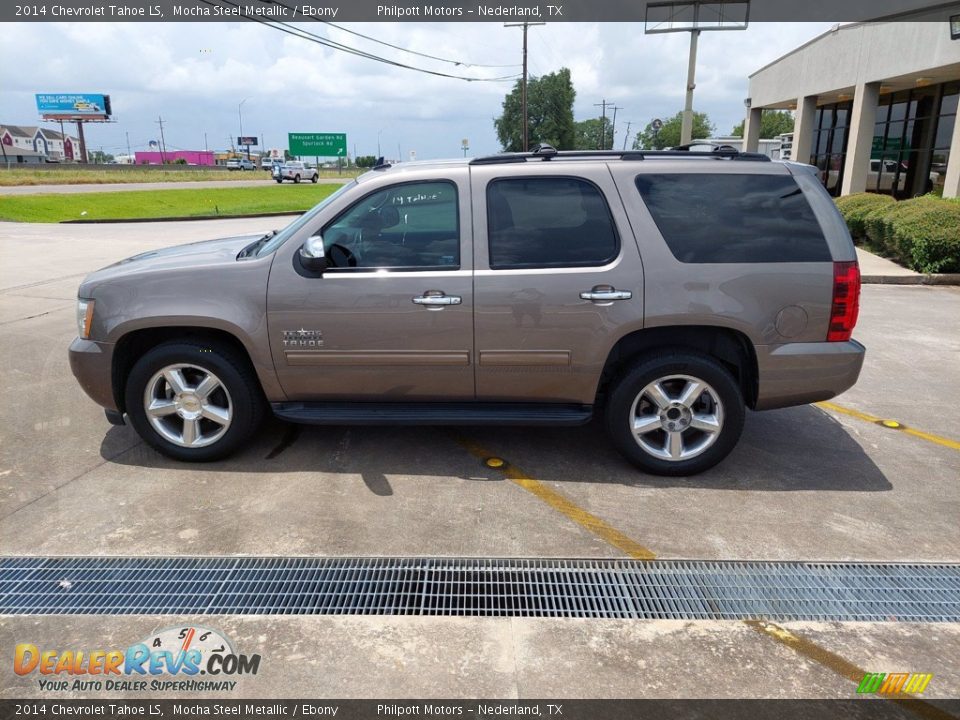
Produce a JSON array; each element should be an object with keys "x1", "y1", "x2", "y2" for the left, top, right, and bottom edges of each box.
[{"x1": 1, "y1": 557, "x2": 958, "y2": 621}]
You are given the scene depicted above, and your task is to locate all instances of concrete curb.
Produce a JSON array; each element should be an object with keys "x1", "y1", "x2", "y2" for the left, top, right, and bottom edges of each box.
[
  {"x1": 60, "y1": 210, "x2": 305, "y2": 224},
  {"x1": 862, "y1": 274, "x2": 960, "y2": 286}
]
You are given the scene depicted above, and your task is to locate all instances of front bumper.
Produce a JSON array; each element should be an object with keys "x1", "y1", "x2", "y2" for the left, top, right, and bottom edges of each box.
[
  {"x1": 68, "y1": 337, "x2": 118, "y2": 412},
  {"x1": 754, "y1": 339, "x2": 866, "y2": 411}
]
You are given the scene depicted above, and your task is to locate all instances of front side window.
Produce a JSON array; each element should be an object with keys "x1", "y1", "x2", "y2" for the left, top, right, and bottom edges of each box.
[
  {"x1": 486, "y1": 177, "x2": 619, "y2": 269},
  {"x1": 634, "y1": 173, "x2": 831, "y2": 264},
  {"x1": 321, "y1": 181, "x2": 459, "y2": 270}
]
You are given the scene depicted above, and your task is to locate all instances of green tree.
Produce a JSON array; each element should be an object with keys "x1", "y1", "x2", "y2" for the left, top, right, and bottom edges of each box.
[
  {"x1": 573, "y1": 117, "x2": 615, "y2": 150},
  {"x1": 355, "y1": 155, "x2": 378, "y2": 168},
  {"x1": 89, "y1": 150, "x2": 115, "y2": 164},
  {"x1": 633, "y1": 112, "x2": 715, "y2": 150},
  {"x1": 731, "y1": 110, "x2": 795, "y2": 139},
  {"x1": 494, "y1": 68, "x2": 576, "y2": 151}
]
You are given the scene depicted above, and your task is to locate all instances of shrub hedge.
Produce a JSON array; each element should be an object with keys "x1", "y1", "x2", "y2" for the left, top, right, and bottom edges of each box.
[{"x1": 834, "y1": 193, "x2": 960, "y2": 274}]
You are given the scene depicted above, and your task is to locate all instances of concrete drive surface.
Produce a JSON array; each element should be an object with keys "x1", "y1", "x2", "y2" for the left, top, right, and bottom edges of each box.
[{"x1": 1, "y1": 218, "x2": 958, "y2": 699}]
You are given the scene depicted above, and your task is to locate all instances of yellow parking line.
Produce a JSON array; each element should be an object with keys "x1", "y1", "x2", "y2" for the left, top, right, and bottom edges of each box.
[
  {"x1": 816, "y1": 401, "x2": 960, "y2": 452},
  {"x1": 456, "y1": 437, "x2": 656, "y2": 560},
  {"x1": 456, "y1": 435, "x2": 956, "y2": 717}
]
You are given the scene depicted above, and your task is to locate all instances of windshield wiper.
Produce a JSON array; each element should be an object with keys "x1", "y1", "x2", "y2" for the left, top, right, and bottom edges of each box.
[{"x1": 238, "y1": 230, "x2": 278, "y2": 258}]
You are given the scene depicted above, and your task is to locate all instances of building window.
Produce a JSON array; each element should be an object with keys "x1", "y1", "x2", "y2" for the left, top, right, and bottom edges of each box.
[
  {"x1": 809, "y1": 101, "x2": 852, "y2": 197},
  {"x1": 871, "y1": 82, "x2": 958, "y2": 198}
]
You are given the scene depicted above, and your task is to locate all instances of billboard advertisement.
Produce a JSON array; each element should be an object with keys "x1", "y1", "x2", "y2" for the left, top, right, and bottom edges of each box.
[
  {"x1": 289, "y1": 132, "x2": 346, "y2": 157},
  {"x1": 35, "y1": 93, "x2": 111, "y2": 120},
  {"x1": 237, "y1": 136, "x2": 259, "y2": 146}
]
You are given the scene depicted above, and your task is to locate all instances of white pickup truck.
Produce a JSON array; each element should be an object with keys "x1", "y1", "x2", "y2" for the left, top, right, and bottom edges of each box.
[{"x1": 272, "y1": 161, "x2": 319, "y2": 184}]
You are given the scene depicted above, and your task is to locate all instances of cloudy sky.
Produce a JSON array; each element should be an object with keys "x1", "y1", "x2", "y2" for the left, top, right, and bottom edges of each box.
[{"x1": 0, "y1": 21, "x2": 833, "y2": 159}]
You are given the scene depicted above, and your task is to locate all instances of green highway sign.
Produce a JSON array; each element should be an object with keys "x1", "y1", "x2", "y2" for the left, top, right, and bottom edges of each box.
[{"x1": 288, "y1": 132, "x2": 347, "y2": 157}]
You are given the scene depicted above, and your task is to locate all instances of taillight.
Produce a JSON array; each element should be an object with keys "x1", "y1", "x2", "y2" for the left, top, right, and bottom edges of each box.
[{"x1": 827, "y1": 261, "x2": 860, "y2": 342}]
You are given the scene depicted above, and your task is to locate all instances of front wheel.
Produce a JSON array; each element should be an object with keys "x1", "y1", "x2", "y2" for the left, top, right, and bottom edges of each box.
[
  {"x1": 605, "y1": 352, "x2": 744, "y2": 476},
  {"x1": 294, "y1": 174, "x2": 301, "y2": 184},
  {"x1": 275, "y1": 178, "x2": 283, "y2": 183},
  {"x1": 125, "y1": 341, "x2": 265, "y2": 462},
  {"x1": 311, "y1": 174, "x2": 318, "y2": 183}
]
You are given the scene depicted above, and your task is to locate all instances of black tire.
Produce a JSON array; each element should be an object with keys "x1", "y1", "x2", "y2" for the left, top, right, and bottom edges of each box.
[
  {"x1": 311, "y1": 174, "x2": 318, "y2": 183},
  {"x1": 275, "y1": 178, "x2": 283, "y2": 184},
  {"x1": 604, "y1": 351, "x2": 744, "y2": 476},
  {"x1": 125, "y1": 340, "x2": 265, "y2": 462},
  {"x1": 294, "y1": 174, "x2": 301, "y2": 184}
]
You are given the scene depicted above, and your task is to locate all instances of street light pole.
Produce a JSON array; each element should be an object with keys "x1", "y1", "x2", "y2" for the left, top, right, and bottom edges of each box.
[{"x1": 681, "y1": 29, "x2": 700, "y2": 145}]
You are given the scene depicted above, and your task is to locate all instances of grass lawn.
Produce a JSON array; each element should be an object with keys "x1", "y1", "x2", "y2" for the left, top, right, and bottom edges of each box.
[
  {"x1": 0, "y1": 183, "x2": 340, "y2": 223},
  {"x1": 0, "y1": 167, "x2": 362, "y2": 186}
]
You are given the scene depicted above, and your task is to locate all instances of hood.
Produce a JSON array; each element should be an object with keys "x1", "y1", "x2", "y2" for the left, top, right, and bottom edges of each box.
[{"x1": 78, "y1": 234, "x2": 263, "y2": 296}]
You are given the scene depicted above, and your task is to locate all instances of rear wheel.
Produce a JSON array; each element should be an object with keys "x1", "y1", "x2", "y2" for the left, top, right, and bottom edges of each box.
[
  {"x1": 605, "y1": 352, "x2": 744, "y2": 476},
  {"x1": 125, "y1": 340, "x2": 265, "y2": 462},
  {"x1": 311, "y1": 174, "x2": 318, "y2": 183},
  {"x1": 294, "y1": 174, "x2": 301, "y2": 184}
]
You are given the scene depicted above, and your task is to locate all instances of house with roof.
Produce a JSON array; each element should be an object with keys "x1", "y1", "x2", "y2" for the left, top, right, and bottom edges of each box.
[{"x1": 1, "y1": 124, "x2": 80, "y2": 163}]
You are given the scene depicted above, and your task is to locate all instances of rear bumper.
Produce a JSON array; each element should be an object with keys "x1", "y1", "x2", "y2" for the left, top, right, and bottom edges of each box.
[
  {"x1": 68, "y1": 337, "x2": 118, "y2": 412},
  {"x1": 754, "y1": 339, "x2": 865, "y2": 411}
]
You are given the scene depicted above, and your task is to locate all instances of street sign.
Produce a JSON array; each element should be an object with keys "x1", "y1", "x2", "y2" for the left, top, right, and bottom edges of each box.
[{"x1": 288, "y1": 132, "x2": 346, "y2": 157}]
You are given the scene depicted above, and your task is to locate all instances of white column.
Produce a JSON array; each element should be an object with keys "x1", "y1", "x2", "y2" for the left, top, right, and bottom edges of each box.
[
  {"x1": 841, "y1": 82, "x2": 881, "y2": 196},
  {"x1": 743, "y1": 107, "x2": 762, "y2": 153},
  {"x1": 792, "y1": 95, "x2": 817, "y2": 165},
  {"x1": 942, "y1": 113, "x2": 960, "y2": 199}
]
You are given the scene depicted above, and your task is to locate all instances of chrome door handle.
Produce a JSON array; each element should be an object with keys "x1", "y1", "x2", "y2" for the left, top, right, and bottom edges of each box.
[
  {"x1": 413, "y1": 294, "x2": 462, "y2": 306},
  {"x1": 580, "y1": 289, "x2": 632, "y2": 301}
]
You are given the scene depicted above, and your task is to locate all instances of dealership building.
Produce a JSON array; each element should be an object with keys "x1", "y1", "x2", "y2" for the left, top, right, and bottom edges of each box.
[{"x1": 743, "y1": 20, "x2": 960, "y2": 198}]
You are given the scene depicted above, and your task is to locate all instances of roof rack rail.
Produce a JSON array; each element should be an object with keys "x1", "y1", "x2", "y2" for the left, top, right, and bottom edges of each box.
[{"x1": 470, "y1": 142, "x2": 771, "y2": 165}]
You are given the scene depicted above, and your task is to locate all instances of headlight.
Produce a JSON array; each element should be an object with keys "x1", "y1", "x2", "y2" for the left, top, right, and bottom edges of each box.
[{"x1": 76, "y1": 298, "x2": 95, "y2": 339}]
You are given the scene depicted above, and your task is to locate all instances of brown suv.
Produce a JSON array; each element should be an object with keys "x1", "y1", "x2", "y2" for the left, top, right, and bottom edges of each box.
[{"x1": 69, "y1": 145, "x2": 864, "y2": 475}]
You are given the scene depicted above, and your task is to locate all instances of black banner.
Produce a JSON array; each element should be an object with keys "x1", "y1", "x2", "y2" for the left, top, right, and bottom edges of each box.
[
  {"x1": 2, "y1": 0, "x2": 959, "y2": 23},
  {"x1": 3, "y1": 700, "x2": 960, "y2": 720}
]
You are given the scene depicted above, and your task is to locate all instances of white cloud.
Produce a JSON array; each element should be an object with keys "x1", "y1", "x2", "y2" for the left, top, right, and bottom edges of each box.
[{"x1": 0, "y1": 20, "x2": 833, "y2": 157}]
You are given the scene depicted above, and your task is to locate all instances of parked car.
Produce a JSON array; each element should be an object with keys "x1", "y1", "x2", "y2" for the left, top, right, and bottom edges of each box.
[
  {"x1": 261, "y1": 157, "x2": 281, "y2": 171},
  {"x1": 226, "y1": 157, "x2": 255, "y2": 171},
  {"x1": 273, "y1": 161, "x2": 319, "y2": 184},
  {"x1": 69, "y1": 145, "x2": 864, "y2": 475}
]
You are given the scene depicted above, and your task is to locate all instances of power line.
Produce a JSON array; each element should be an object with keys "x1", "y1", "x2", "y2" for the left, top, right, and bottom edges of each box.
[
  {"x1": 200, "y1": 0, "x2": 521, "y2": 83},
  {"x1": 320, "y1": 20, "x2": 521, "y2": 69}
]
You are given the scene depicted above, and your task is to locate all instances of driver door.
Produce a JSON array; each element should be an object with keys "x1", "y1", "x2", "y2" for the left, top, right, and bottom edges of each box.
[{"x1": 266, "y1": 173, "x2": 475, "y2": 401}]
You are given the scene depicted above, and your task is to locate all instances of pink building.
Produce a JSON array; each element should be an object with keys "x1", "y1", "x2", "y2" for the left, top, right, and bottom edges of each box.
[{"x1": 134, "y1": 150, "x2": 215, "y2": 166}]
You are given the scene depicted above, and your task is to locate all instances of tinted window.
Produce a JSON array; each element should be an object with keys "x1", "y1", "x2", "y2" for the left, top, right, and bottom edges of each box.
[
  {"x1": 487, "y1": 177, "x2": 619, "y2": 269},
  {"x1": 322, "y1": 181, "x2": 459, "y2": 269},
  {"x1": 634, "y1": 173, "x2": 831, "y2": 263}
]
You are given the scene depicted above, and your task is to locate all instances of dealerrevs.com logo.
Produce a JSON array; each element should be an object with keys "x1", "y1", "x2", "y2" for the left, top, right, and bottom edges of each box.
[{"x1": 14, "y1": 625, "x2": 261, "y2": 693}]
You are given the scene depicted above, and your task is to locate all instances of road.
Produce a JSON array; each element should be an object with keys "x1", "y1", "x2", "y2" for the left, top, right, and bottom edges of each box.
[
  {"x1": 0, "y1": 217, "x2": 958, "y2": 700},
  {"x1": 0, "y1": 177, "x2": 352, "y2": 195}
]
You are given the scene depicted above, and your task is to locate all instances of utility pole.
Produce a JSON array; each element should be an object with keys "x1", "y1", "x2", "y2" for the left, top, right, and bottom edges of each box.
[
  {"x1": 622, "y1": 121, "x2": 632, "y2": 151},
  {"x1": 610, "y1": 105, "x2": 623, "y2": 150},
  {"x1": 505, "y1": 21, "x2": 545, "y2": 152},
  {"x1": 125, "y1": 131, "x2": 132, "y2": 163},
  {"x1": 681, "y1": 30, "x2": 701, "y2": 145},
  {"x1": 204, "y1": 132, "x2": 208, "y2": 152},
  {"x1": 155, "y1": 116, "x2": 167, "y2": 164},
  {"x1": 593, "y1": 99, "x2": 613, "y2": 149}
]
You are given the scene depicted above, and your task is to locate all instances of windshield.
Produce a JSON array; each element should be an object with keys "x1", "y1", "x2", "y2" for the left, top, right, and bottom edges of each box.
[{"x1": 256, "y1": 180, "x2": 357, "y2": 257}]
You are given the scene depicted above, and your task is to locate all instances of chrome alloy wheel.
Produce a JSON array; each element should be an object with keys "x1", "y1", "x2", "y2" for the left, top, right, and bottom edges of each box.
[
  {"x1": 143, "y1": 364, "x2": 233, "y2": 448},
  {"x1": 628, "y1": 374, "x2": 724, "y2": 461}
]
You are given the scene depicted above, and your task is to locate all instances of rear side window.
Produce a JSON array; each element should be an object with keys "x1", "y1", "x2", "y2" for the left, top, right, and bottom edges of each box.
[
  {"x1": 634, "y1": 173, "x2": 831, "y2": 263},
  {"x1": 487, "y1": 177, "x2": 619, "y2": 269}
]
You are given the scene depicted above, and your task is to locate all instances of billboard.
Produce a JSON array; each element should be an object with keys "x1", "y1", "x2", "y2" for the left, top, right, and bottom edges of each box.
[
  {"x1": 289, "y1": 132, "x2": 346, "y2": 157},
  {"x1": 238, "y1": 136, "x2": 259, "y2": 146},
  {"x1": 36, "y1": 93, "x2": 111, "y2": 120}
]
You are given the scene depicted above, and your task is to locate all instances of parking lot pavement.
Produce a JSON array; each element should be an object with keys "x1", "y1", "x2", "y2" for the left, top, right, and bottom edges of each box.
[{"x1": 1, "y1": 219, "x2": 958, "y2": 699}]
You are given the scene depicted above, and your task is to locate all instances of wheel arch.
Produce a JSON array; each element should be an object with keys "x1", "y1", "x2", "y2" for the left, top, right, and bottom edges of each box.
[
  {"x1": 111, "y1": 326, "x2": 261, "y2": 415},
  {"x1": 596, "y1": 325, "x2": 758, "y2": 409}
]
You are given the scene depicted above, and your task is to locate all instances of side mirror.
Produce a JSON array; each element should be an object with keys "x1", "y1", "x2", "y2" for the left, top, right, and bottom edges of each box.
[{"x1": 299, "y1": 235, "x2": 328, "y2": 273}]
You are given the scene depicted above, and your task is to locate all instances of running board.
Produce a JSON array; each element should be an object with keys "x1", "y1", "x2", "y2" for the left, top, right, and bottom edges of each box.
[{"x1": 271, "y1": 402, "x2": 593, "y2": 426}]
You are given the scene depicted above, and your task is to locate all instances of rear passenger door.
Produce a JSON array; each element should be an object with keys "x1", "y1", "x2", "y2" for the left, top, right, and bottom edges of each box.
[{"x1": 471, "y1": 164, "x2": 644, "y2": 405}]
